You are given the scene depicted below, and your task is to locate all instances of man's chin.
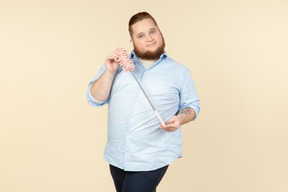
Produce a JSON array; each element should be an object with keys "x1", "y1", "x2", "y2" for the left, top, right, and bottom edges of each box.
[{"x1": 134, "y1": 47, "x2": 165, "y2": 60}]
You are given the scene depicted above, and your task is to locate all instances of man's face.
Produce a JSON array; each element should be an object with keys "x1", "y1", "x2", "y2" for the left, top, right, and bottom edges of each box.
[{"x1": 130, "y1": 18, "x2": 165, "y2": 60}]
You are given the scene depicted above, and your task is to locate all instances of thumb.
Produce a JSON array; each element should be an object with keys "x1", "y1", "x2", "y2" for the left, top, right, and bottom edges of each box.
[{"x1": 166, "y1": 116, "x2": 176, "y2": 125}]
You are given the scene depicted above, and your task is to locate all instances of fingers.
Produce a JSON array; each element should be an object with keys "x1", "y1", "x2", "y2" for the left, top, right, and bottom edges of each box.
[
  {"x1": 160, "y1": 123, "x2": 178, "y2": 132},
  {"x1": 160, "y1": 125, "x2": 178, "y2": 132},
  {"x1": 106, "y1": 54, "x2": 118, "y2": 64}
]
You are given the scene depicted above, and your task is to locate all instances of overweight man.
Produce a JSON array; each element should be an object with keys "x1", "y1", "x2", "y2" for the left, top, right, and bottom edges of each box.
[{"x1": 87, "y1": 12, "x2": 200, "y2": 192}]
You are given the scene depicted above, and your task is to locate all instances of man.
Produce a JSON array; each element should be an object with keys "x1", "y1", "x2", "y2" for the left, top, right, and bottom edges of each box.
[{"x1": 87, "y1": 12, "x2": 200, "y2": 192}]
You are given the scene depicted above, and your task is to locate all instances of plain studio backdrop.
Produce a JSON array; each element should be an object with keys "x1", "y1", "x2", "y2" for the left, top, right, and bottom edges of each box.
[{"x1": 1, "y1": 0, "x2": 287, "y2": 192}]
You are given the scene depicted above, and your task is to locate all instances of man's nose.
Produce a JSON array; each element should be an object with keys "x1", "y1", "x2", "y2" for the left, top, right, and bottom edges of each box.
[{"x1": 146, "y1": 34, "x2": 153, "y2": 41}]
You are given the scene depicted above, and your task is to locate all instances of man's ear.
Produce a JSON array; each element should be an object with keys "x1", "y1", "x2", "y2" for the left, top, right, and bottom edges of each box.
[{"x1": 130, "y1": 39, "x2": 133, "y2": 44}]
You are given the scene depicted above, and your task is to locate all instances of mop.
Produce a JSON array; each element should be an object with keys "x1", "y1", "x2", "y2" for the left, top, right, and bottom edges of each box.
[{"x1": 113, "y1": 47, "x2": 166, "y2": 126}]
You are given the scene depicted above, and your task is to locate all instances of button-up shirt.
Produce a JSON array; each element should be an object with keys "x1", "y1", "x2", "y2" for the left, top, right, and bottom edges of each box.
[{"x1": 87, "y1": 52, "x2": 200, "y2": 171}]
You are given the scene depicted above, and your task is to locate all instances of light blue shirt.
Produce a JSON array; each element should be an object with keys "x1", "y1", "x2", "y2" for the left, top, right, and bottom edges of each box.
[{"x1": 87, "y1": 52, "x2": 200, "y2": 171}]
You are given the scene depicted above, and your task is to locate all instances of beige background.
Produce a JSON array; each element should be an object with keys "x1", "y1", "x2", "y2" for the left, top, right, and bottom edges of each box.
[{"x1": 1, "y1": 0, "x2": 288, "y2": 191}]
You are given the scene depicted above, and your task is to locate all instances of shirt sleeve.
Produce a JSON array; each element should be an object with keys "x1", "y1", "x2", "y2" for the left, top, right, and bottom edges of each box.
[
  {"x1": 86, "y1": 64, "x2": 109, "y2": 108},
  {"x1": 179, "y1": 69, "x2": 200, "y2": 120}
]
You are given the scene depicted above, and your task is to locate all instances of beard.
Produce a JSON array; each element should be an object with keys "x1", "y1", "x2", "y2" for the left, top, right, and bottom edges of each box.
[{"x1": 133, "y1": 36, "x2": 166, "y2": 60}]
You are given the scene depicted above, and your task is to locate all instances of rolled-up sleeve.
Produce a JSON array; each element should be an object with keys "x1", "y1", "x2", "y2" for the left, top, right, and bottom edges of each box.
[
  {"x1": 179, "y1": 69, "x2": 200, "y2": 119},
  {"x1": 86, "y1": 64, "x2": 109, "y2": 108}
]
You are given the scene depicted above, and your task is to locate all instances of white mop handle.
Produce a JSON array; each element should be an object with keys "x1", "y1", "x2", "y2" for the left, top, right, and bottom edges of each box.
[{"x1": 154, "y1": 110, "x2": 166, "y2": 126}]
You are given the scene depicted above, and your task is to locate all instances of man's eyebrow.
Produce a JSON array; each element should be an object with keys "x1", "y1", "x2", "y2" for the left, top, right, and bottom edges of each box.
[
  {"x1": 136, "y1": 32, "x2": 144, "y2": 36},
  {"x1": 135, "y1": 28, "x2": 158, "y2": 36}
]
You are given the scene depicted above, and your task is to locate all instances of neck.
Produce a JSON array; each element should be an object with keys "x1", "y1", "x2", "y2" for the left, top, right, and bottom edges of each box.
[
  {"x1": 138, "y1": 58, "x2": 157, "y2": 69},
  {"x1": 138, "y1": 58, "x2": 157, "y2": 63}
]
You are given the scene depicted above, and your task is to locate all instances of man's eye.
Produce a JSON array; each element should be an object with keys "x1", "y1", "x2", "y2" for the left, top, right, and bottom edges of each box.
[
  {"x1": 138, "y1": 35, "x2": 144, "y2": 38},
  {"x1": 150, "y1": 31, "x2": 155, "y2": 34}
]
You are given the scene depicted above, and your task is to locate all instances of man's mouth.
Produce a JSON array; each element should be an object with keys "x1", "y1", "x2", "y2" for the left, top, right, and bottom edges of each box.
[{"x1": 147, "y1": 42, "x2": 157, "y2": 47}]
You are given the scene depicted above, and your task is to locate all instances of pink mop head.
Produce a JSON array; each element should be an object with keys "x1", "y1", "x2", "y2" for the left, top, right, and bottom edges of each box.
[{"x1": 113, "y1": 47, "x2": 135, "y2": 72}]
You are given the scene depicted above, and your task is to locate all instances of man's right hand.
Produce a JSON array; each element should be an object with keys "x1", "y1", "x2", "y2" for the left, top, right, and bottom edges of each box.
[
  {"x1": 105, "y1": 54, "x2": 120, "y2": 74},
  {"x1": 90, "y1": 52, "x2": 121, "y2": 101}
]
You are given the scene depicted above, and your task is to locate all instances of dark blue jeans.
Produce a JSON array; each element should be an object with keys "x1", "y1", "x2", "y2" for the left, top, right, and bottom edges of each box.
[{"x1": 109, "y1": 164, "x2": 169, "y2": 192}]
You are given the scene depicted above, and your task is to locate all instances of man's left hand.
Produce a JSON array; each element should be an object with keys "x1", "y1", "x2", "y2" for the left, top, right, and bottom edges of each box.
[{"x1": 160, "y1": 116, "x2": 182, "y2": 132}]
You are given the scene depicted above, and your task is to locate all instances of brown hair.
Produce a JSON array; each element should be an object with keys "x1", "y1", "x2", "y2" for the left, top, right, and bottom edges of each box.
[{"x1": 128, "y1": 12, "x2": 158, "y2": 37}]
